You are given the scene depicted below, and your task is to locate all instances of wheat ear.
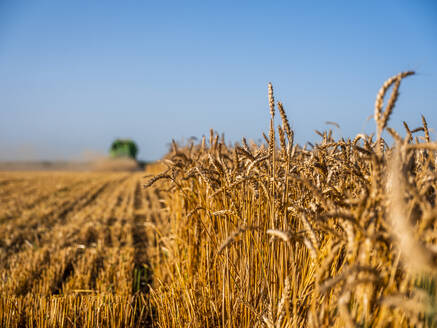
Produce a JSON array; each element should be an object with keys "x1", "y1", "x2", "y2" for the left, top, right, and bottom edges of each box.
[{"x1": 374, "y1": 71, "x2": 415, "y2": 143}]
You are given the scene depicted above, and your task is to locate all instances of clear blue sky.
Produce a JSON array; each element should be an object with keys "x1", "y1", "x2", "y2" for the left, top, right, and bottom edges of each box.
[{"x1": 0, "y1": 1, "x2": 436, "y2": 161}]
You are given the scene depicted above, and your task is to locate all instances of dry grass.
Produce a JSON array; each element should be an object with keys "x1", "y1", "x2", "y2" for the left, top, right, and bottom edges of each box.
[{"x1": 146, "y1": 71, "x2": 437, "y2": 327}]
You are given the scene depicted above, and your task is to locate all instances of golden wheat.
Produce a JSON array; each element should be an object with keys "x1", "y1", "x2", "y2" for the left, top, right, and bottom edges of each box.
[{"x1": 146, "y1": 71, "x2": 436, "y2": 327}]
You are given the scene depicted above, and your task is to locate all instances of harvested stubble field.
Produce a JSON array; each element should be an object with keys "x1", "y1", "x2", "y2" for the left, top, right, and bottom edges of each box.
[
  {"x1": 0, "y1": 170, "x2": 161, "y2": 327},
  {"x1": 2, "y1": 71, "x2": 437, "y2": 327}
]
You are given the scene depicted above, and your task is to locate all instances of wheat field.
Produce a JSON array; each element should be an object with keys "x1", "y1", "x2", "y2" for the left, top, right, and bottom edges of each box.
[
  {"x1": 2, "y1": 71, "x2": 437, "y2": 327},
  {"x1": 146, "y1": 71, "x2": 437, "y2": 327}
]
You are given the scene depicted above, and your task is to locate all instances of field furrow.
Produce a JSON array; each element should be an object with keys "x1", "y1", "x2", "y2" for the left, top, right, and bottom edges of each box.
[
  {"x1": 0, "y1": 174, "x2": 93, "y2": 223},
  {"x1": 0, "y1": 177, "x2": 112, "y2": 258}
]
